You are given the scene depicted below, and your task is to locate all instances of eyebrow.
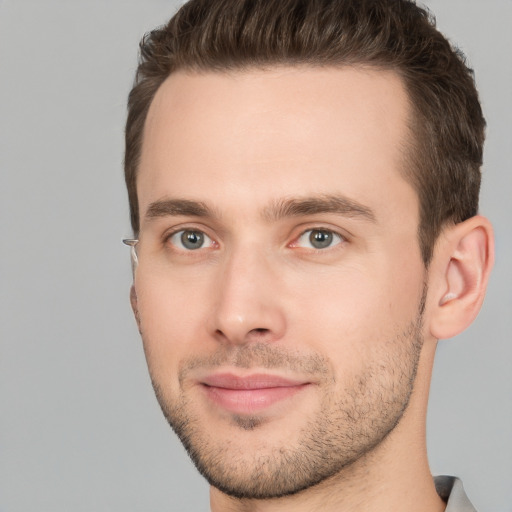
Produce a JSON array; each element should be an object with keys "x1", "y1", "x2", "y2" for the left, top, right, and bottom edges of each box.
[
  {"x1": 263, "y1": 194, "x2": 376, "y2": 223},
  {"x1": 145, "y1": 198, "x2": 216, "y2": 220},
  {"x1": 144, "y1": 194, "x2": 376, "y2": 224}
]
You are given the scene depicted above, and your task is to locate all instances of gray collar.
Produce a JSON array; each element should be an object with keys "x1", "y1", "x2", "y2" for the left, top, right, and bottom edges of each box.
[{"x1": 434, "y1": 476, "x2": 477, "y2": 512}]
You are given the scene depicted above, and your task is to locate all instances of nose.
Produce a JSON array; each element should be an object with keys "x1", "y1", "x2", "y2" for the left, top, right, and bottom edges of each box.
[{"x1": 208, "y1": 246, "x2": 287, "y2": 346}]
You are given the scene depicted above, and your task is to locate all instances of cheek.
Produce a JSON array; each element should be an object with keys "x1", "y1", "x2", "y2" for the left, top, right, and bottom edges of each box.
[
  {"x1": 286, "y1": 260, "x2": 424, "y2": 362},
  {"x1": 134, "y1": 273, "x2": 212, "y2": 378}
]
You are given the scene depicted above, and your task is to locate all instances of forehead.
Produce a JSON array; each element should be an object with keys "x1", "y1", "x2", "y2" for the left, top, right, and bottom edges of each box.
[{"x1": 138, "y1": 66, "x2": 415, "y2": 222}]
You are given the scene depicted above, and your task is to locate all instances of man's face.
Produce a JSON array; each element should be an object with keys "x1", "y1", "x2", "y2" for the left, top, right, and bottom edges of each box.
[{"x1": 133, "y1": 67, "x2": 428, "y2": 498}]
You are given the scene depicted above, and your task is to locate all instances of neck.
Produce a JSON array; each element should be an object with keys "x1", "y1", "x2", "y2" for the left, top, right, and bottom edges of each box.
[{"x1": 210, "y1": 345, "x2": 445, "y2": 512}]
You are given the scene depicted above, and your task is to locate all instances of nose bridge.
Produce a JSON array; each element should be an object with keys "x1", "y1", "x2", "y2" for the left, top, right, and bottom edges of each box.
[{"x1": 210, "y1": 241, "x2": 286, "y2": 345}]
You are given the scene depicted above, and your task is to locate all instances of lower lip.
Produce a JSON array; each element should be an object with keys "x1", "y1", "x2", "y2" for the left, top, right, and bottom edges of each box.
[{"x1": 201, "y1": 384, "x2": 309, "y2": 414}]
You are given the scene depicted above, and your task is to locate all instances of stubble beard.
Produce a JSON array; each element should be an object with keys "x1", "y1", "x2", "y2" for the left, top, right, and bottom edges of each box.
[{"x1": 144, "y1": 300, "x2": 425, "y2": 500}]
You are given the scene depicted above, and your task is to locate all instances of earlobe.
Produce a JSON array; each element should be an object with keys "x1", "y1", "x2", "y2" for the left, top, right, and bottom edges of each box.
[{"x1": 429, "y1": 216, "x2": 494, "y2": 340}]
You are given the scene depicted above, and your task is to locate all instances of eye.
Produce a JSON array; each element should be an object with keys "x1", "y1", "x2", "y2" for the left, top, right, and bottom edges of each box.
[
  {"x1": 294, "y1": 229, "x2": 344, "y2": 250},
  {"x1": 168, "y1": 229, "x2": 215, "y2": 251}
]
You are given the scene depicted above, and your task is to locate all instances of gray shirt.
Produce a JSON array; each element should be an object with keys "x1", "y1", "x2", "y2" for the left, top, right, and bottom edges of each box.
[{"x1": 435, "y1": 476, "x2": 477, "y2": 512}]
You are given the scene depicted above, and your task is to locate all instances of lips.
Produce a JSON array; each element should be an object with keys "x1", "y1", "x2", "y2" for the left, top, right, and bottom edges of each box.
[{"x1": 200, "y1": 373, "x2": 310, "y2": 414}]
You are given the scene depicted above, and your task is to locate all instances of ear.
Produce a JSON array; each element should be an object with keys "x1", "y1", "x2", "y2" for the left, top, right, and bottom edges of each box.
[
  {"x1": 428, "y1": 215, "x2": 494, "y2": 340},
  {"x1": 130, "y1": 285, "x2": 142, "y2": 332}
]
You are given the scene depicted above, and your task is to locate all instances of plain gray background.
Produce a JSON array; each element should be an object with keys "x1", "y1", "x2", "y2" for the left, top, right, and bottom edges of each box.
[{"x1": 1, "y1": 1, "x2": 510, "y2": 511}]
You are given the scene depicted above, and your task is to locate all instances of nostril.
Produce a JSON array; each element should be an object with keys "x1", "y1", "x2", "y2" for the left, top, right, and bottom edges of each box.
[{"x1": 214, "y1": 327, "x2": 270, "y2": 343}]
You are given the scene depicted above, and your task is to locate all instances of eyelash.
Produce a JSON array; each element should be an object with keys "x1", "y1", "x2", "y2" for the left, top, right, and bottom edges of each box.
[
  {"x1": 164, "y1": 228, "x2": 217, "y2": 252},
  {"x1": 291, "y1": 228, "x2": 346, "y2": 251},
  {"x1": 162, "y1": 226, "x2": 347, "y2": 253}
]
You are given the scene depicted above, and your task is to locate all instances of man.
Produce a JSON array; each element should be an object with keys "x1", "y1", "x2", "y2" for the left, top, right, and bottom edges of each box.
[{"x1": 123, "y1": 0, "x2": 494, "y2": 510}]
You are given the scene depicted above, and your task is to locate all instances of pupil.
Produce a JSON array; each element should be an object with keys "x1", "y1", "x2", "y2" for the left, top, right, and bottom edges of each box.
[
  {"x1": 310, "y1": 230, "x2": 332, "y2": 249},
  {"x1": 181, "y1": 231, "x2": 204, "y2": 250}
]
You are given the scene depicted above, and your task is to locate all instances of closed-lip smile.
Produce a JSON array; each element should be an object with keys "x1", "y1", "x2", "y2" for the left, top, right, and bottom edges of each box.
[{"x1": 199, "y1": 373, "x2": 311, "y2": 414}]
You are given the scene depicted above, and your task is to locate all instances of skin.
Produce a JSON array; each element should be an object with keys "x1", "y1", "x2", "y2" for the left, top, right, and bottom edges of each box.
[{"x1": 130, "y1": 66, "x2": 493, "y2": 512}]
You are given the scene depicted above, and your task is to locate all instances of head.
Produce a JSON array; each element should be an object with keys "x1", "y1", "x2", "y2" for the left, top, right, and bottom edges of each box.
[{"x1": 124, "y1": 0, "x2": 493, "y2": 504}]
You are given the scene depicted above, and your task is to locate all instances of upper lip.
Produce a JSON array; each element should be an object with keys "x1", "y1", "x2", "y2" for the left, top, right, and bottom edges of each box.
[{"x1": 200, "y1": 373, "x2": 309, "y2": 390}]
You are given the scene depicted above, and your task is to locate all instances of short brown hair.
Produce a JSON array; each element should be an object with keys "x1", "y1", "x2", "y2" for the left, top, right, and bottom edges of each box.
[{"x1": 125, "y1": 0, "x2": 485, "y2": 265}]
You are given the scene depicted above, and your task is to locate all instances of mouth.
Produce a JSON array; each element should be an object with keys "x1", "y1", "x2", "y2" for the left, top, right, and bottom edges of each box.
[{"x1": 199, "y1": 373, "x2": 311, "y2": 415}]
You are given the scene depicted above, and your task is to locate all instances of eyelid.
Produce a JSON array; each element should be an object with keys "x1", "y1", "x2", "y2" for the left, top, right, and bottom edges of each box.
[
  {"x1": 288, "y1": 226, "x2": 348, "y2": 250},
  {"x1": 158, "y1": 222, "x2": 348, "y2": 252},
  {"x1": 162, "y1": 224, "x2": 219, "y2": 251}
]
